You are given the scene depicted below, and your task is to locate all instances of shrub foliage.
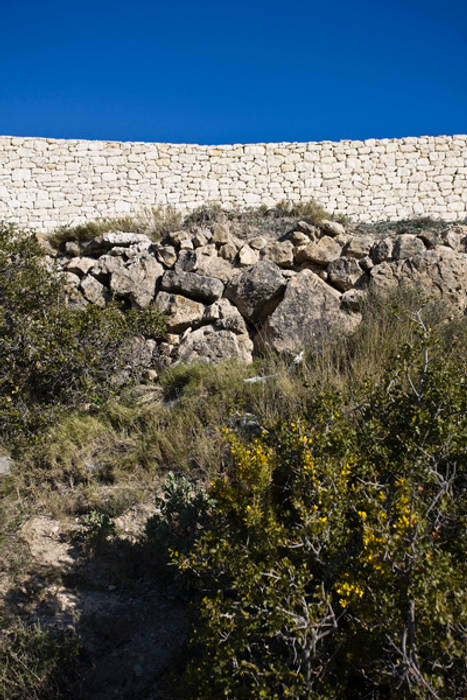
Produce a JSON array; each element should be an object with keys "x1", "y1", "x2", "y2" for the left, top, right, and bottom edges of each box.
[
  {"x1": 0, "y1": 225, "x2": 165, "y2": 445},
  {"x1": 174, "y1": 313, "x2": 466, "y2": 699}
]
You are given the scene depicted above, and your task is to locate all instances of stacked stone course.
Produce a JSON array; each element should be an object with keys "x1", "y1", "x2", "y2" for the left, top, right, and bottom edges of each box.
[{"x1": 0, "y1": 134, "x2": 466, "y2": 233}]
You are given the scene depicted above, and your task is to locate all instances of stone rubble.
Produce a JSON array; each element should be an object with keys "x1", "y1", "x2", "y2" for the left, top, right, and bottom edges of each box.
[{"x1": 52, "y1": 217, "x2": 467, "y2": 370}]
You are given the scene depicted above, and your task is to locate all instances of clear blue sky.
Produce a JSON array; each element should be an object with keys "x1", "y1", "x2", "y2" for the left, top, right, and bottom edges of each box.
[{"x1": 1, "y1": 0, "x2": 466, "y2": 144}]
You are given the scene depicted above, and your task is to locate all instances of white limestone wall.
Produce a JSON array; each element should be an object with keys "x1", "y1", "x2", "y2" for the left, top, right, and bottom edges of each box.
[{"x1": 0, "y1": 134, "x2": 466, "y2": 233}]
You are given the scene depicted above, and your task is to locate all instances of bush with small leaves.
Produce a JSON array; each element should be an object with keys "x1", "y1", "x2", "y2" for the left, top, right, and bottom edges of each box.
[
  {"x1": 0, "y1": 224, "x2": 165, "y2": 447},
  {"x1": 145, "y1": 471, "x2": 213, "y2": 576},
  {"x1": 174, "y1": 311, "x2": 466, "y2": 699}
]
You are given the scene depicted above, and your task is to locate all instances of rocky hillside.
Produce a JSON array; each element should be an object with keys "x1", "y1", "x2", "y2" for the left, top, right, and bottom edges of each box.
[{"x1": 47, "y1": 212, "x2": 467, "y2": 371}]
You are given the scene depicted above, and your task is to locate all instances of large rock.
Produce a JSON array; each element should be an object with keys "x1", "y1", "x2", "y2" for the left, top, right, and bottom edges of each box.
[
  {"x1": 392, "y1": 234, "x2": 426, "y2": 260},
  {"x1": 90, "y1": 254, "x2": 126, "y2": 280},
  {"x1": 225, "y1": 260, "x2": 286, "y2": 324},
  {"x1": 84, "y1": 232, "x2": 153, "y2": 256},
  {"x1": 160, "y1": 270, "x2": 224, "y2": 304},
  {"x1": 177, "y1": 325, "x2": 253, "y2": 365},
  {"x1": 343, "y1": 235, "x2": 374, "y2": 259},
  {"x1": 66, "y1": 256, "x2": 95, "y2": 277},
  {"x1": 196, "y1": 254, "x2": 234, "y2": 284},
  {"x1": 327, "y1": 257, "x2": 363, "y2": 291},
  {"x1": 110, "y1": 256, "x2": 163, "y2": 307},
  {"x1": 155, "y1": 292, "x2": 205, "y2": 333},
  {"x1": 80, "y1": 275, "x2": 107, "y2": 307},
  {"x1": 263, "y1": 240, "x2": 295, "y2": 268},
  {"x1": 369, "y1": 247, "x2": 467, "y2": 312},
  {"x1": 394, "y1": 248, "x2": 467, "y2": 311},
  {"x1": 175, "y1": 249, "x2": 199, "y2": 273},
  {"x1": 156, "y1": 245, "x2": 177, "y2": 268},
  {"x1": 212, "y1": 222, "x2": 230, "y2": 245},
  {"x1": 202, "y1": 299, "x2": 249, "y2": 335},
  {"x1": 238, "y1": 244, "x2": 259, "y2": 267},
  {"x1": 442, "y1": 225, "x2": 467, "y2": 252},
  {"x1": 296, "y1": 236, "x2": 342, "y2": 266},
  {"x1": 368, "y1": 262, "x2": 398, "y2": 296},
  {"x1": 320, "y1": 219, "x2": 346, "y2": 237},
  {"x1": 261, "y1": 270, "x2": 360, "y2": 354}
]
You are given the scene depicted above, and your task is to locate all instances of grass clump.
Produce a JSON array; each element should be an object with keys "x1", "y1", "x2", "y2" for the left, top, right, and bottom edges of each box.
[
  {"x1": 0, "y1": 619, "x2": 79, "y2": 699},
  {"x1": 275, "y1": 198, "x2": 332, "y2": 223},
  {"x1": 357, "y1": 216, "x2": 465, "y2": 238},
  {"x1": 49, "y1": 205, "x2": 183, "y2": 249}
]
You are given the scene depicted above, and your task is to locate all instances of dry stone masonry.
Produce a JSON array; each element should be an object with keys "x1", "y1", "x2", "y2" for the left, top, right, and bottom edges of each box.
[{"x1": 1, "y1": 134, "x2": 466, "y2": 233}]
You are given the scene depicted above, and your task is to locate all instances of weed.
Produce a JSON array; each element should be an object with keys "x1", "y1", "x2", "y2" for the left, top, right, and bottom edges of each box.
[{"x1": 0, "y1": 619, "x2": 79, "y2": 699}]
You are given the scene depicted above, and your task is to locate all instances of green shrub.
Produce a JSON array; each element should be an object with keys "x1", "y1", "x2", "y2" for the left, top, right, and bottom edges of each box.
[
  {"x1": 0, "y1": 225, "x2": 165, "y2": 446},
  {"x1": 145, "y1": 471, "x2": 213, "y2": 574},
  {"x1": 174, "y1": 312, "x2": 466, "y2": 699},
  {"x1": 79, "y1": 510, "x2": 116, "y2": 552}
]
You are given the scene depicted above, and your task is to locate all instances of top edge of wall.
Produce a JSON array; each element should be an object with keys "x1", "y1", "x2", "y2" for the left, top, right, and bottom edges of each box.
[{"x1": 0, "y1": 134, "x2": 466, "y2": 147}]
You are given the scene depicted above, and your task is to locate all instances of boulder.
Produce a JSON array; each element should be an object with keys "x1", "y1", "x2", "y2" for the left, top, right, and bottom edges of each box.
[
  {"x1": 343, "y1": 235, "x2": 374, "y2": 259},
  {"x1": 320, "y1": 219, "x2": 346, "y2": 237},
  {"x1": 192, "y1": 230, "x2": 210, "y2": 248},
  {"x1": 442, "y1": 225, "x2": 467, "y2": 252},
  {"x1": 238, "y1": 244, "x2": 259, "y2": 267},
  {"x1": 219, "y1": 243, "x2": 238, "y2": 261},
  {"x1": 212, "y1": 222, "x2": 230, "y2": 245},
  {"x1": 290, "y1": 230, "x2": 311, "y2": 246},
  {"x1": 417, "y1": 229, "x2": 441, "y2": 249},
  {"x1": 203, "y1": 299, "x2": 249, "y2": 335},
  {"x1": 394, "y1": 248, "x2": 467, "y2": 312},
  {"x1": 225, "y1": 260, "x2": 286, "y2": 323},
  {"x1": 359, "y1": 255, "x2": 374, "y2": 271},
  {"x1": 110, "y1": 256, "x2": 163, "y2": 307},
  {"x1": 155, "y1": 292, "x2": 205, "y2": 333},
  {"x1": 392, "y1": 234, "x2": 426, "y2": 260},
  {"x1": 156, "y1": 245, "x2": 177, "y2": 268},
  {"x1": 327, "y1": 257, "x2": 363, "y2": 291},
  {"x1": 179, "y1": 238, "x2": 194, "y2": 250},
  {"x1": 160, "y1": 270, "x2": 224, "y2": 304},
  {"x1": 84, "y1": 232, "x2": 152, "y2": 256},
  {"x1": 296, "y1": 236, "x2": 342, "y2": 266},
  {"x1": 80, "y1": 275, "x2": 108, "y2": 307},
  {"x1": 295, "y1": 221, "x2": 319, "y2": 238},
  {"x1": 341, "y1": 288, "x2": 367, "y2": 312},
  {"x1": 66, "y1": 256, "x2": 95, "y2": 277},
  {"x1": 249, "y1": 236, "x2": 268, "y2": 250},
  {"x1": 196, "y1": 254, "x2": 234, "y2": 284},
  {"x1": 263, "y1": 240, "x2": 295, "y2": 268},
  {"x1": 368, "y1": 262, "x2": 398, "y2": 296},
  {"x1": 177, "y1": 325, "x2": 253, "y2": 365},
  {"x1": 175, "y1": 249, "x2": 199, "y2": 273},
  {"x1": 261, "y1": 270, "x2": 360, "y2": 354},
  {"x1": 90, "y1": 254, "x2": 126, "y2": 280}
]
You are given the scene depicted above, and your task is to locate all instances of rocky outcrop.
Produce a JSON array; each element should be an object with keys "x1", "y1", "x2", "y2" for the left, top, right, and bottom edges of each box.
[
  {"x1": 261, "y1": 270, "x2": 361, "y2": 353},
  {"x1": 54, "y1": 216, "x2": 467, "y2": 369}
]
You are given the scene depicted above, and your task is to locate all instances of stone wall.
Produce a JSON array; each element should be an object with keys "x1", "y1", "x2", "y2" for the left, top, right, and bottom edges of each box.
[{"x1": 0, "y1": 134, "x2": 466, "y2": 233}]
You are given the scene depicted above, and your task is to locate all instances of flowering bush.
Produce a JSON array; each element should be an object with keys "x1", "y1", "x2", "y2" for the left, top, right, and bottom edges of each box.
[{"x1": 174, "y1": 313, "x2": 466, "y2": 698}]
